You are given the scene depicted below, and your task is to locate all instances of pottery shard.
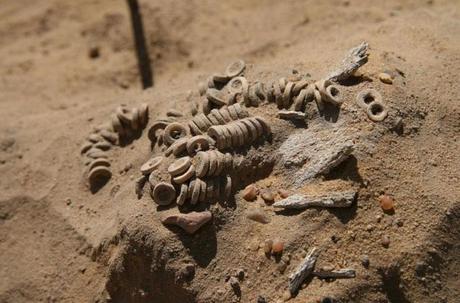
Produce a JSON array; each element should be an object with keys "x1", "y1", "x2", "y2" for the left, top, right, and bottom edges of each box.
[{"x1": 161, "y1": 211, "x2": 212, "y2": 234}]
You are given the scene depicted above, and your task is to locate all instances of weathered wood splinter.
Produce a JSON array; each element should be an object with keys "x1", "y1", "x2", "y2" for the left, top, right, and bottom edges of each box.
[
  {"x1": 273, "y1": 190, "x2": 357, "y2": 209},
  {"x1": 288, "y1": 247, "x2": 320, "y2": 295},
  {"x1": 326, "y1": 41, "x2": 369, "y2": 83},
  {"x1": 294, "y1": 140, "x2": 354, "y2": 187},
  {"x1": 314, "y1": 268, "x2": 356, "y2": 279}
]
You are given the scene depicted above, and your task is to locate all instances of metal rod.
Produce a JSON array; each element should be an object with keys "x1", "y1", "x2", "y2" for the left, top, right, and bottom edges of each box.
[{"x1": 127, "y1": 0, "x2": 153, "y2": 89}]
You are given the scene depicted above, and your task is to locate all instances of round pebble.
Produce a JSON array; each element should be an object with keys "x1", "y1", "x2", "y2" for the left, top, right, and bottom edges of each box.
[
  {"x1": 278, "y1": 189, "x2": 290, "y2": 199},
  {"x1": 379, "y1": 195, "x2": 394, "y2": 211},
  {"x1": 381, "y1": 235, "x2": 390, "y2": 248},
  {"x1": 379, "y1": 72, "x2": 393, "y2": 84},
  {"x1": 261, "y1": 189, "x2": 275, "y2": 204},
  {"x1": 272, "y1": 239, "x2": 284, "y2": 254},
  {"x1": 264, "y1": 239, "x2": 273, "y2": 254},
  {"x1": 242, "y1": 184, "x2": 258, "y2": 201},
  {"x1": 361, "y1": 255, "x2": 370, "y2": 268}
]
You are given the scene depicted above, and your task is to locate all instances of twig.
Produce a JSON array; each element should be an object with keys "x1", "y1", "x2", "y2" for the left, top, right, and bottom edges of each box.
[
  {"x1": 288, "y1": 247, "x2": 320, "y2": 295},
  {"x1": 314, "y1": 268, "x2": 356, "y2": 279},
  {"x1": 326, "y1": 42, "x2": 369, "y2": 83},
  {"x1": 273, "y1": 190, "x2": 357, "y2": 209},
  {"x1": 127, "y1": 0, "x2": 153, "y2": 88}
]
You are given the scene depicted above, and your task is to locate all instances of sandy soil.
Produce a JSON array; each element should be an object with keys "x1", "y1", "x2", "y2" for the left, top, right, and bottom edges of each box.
[{"x1": 0, "y1": 0, "x2": 459, "y2": 302}]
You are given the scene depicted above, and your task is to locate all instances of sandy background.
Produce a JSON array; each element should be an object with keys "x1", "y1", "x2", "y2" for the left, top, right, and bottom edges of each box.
[{"x1": 0, "y1": 0, "x2": 459, "y2": 302}]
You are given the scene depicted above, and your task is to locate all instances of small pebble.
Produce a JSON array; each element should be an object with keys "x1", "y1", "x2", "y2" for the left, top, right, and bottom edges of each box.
[
  {"x1": 278, "y1": 189, "x2": 290, "y2": 199},
  {"x1": 321, "y1": 265, "x2": 334, "y2": 272},
  {"x1": 236, "y1": 268, "x2": 245, "y2": 280},
  {"x1": 379, "y1": 195, "x2": 395, "y2": 211},
  {"x1": 229, "y1": 276, "x2": 240, "y2": 291},
  {"x1": 242, "y1": 184, "x2": 259, "y2": 201},
  {"x1": 261, "y1": 189, "x2": 275, "y2": 204},
  {"x1": 393, "y1": 218, "x2": 404, "y2": 227},
  {"x1": 321, "y1": 297, "x2": 336, "y2": 303},
  {"x1": 379, "y1": 72, "x2": 393, "y2": 84},
  {"x1": 246, "y1": 208, "x2": 270, "y2": 224},
  {"x1": 264, "y1": 239, "x2": 273, "y2": 254},
  {"x1": 88, "y1": 46, "x2": 100, "y2": 59},
  {"x1": 361, "y1": 255, "x2": 370, "y2": 268},
  {"x1": 257, "y1": 296, "x2": 267, "y2": 303},
  {"x1": 381, "y1": 235, "x2": 390, "y2": 248},
  {"x1": 278, "y1": 261, "x2": 287, "y2": 273},
  {"x1": 282, "y1": 290, "x2": 291, "y2": 301},
  {"x1": 272, "y1": 239, "x2": 284, "y2": 255},
  {"x1": 415, "y1": 261, "x2": 426, "y2": 276}
]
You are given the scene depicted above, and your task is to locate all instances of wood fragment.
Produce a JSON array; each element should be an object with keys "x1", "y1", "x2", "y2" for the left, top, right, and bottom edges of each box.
[
  {"x1": 288, "y1": 247, "x2": 320, "y2": 295},
  {"x1": 273, "y1": 190, "x2": 357, "y2": 209},
  {"x1": 278, "y1": 110, "x2": 306, "y2": 121},
  {"x1": 314, "y1": 268, "x2": 356, "y2": 279},
  {"x1": 326, "y1": 42, "x2": 369, "y2": 83}
]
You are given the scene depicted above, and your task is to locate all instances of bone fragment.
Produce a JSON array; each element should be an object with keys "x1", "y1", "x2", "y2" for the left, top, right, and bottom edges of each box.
[
  {"x1": 273, "y1": 190, "x2": 357, "y2": 209},
  {"x1": 278, "y1": 110, "x2": 306, "y2": 121}
]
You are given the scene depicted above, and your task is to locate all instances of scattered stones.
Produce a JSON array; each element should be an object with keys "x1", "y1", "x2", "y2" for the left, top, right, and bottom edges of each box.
[
  {"x1": 246, "y1": 208, "x2": 270, "y2": 224},
  {"x1": 242, "y1": 184, "x2": 259, "y2": 201},
  {"x1": 272, "y1": 239, "x2": 284, "y2": 255},
  {"x1": 379, "y1": 195, "x2": 395, "y2": 211},
  {"x1": 261, "y1": 189, "x2": 275, "y2": 204},
  {"x1": 161, "y1": 211, "x2": 212, "y2": 234},
  {"x1": 378, "y1": 72, "x2": 393, "y2": 84},
  {"x1": 381, "y1": 235, "x2": 390, "y2": 248}
]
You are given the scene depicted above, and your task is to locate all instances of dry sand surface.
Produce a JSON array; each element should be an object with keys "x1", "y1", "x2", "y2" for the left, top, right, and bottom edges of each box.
[{"x1": 0, "y1": 0, "x2": 459, "y2": 302}]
